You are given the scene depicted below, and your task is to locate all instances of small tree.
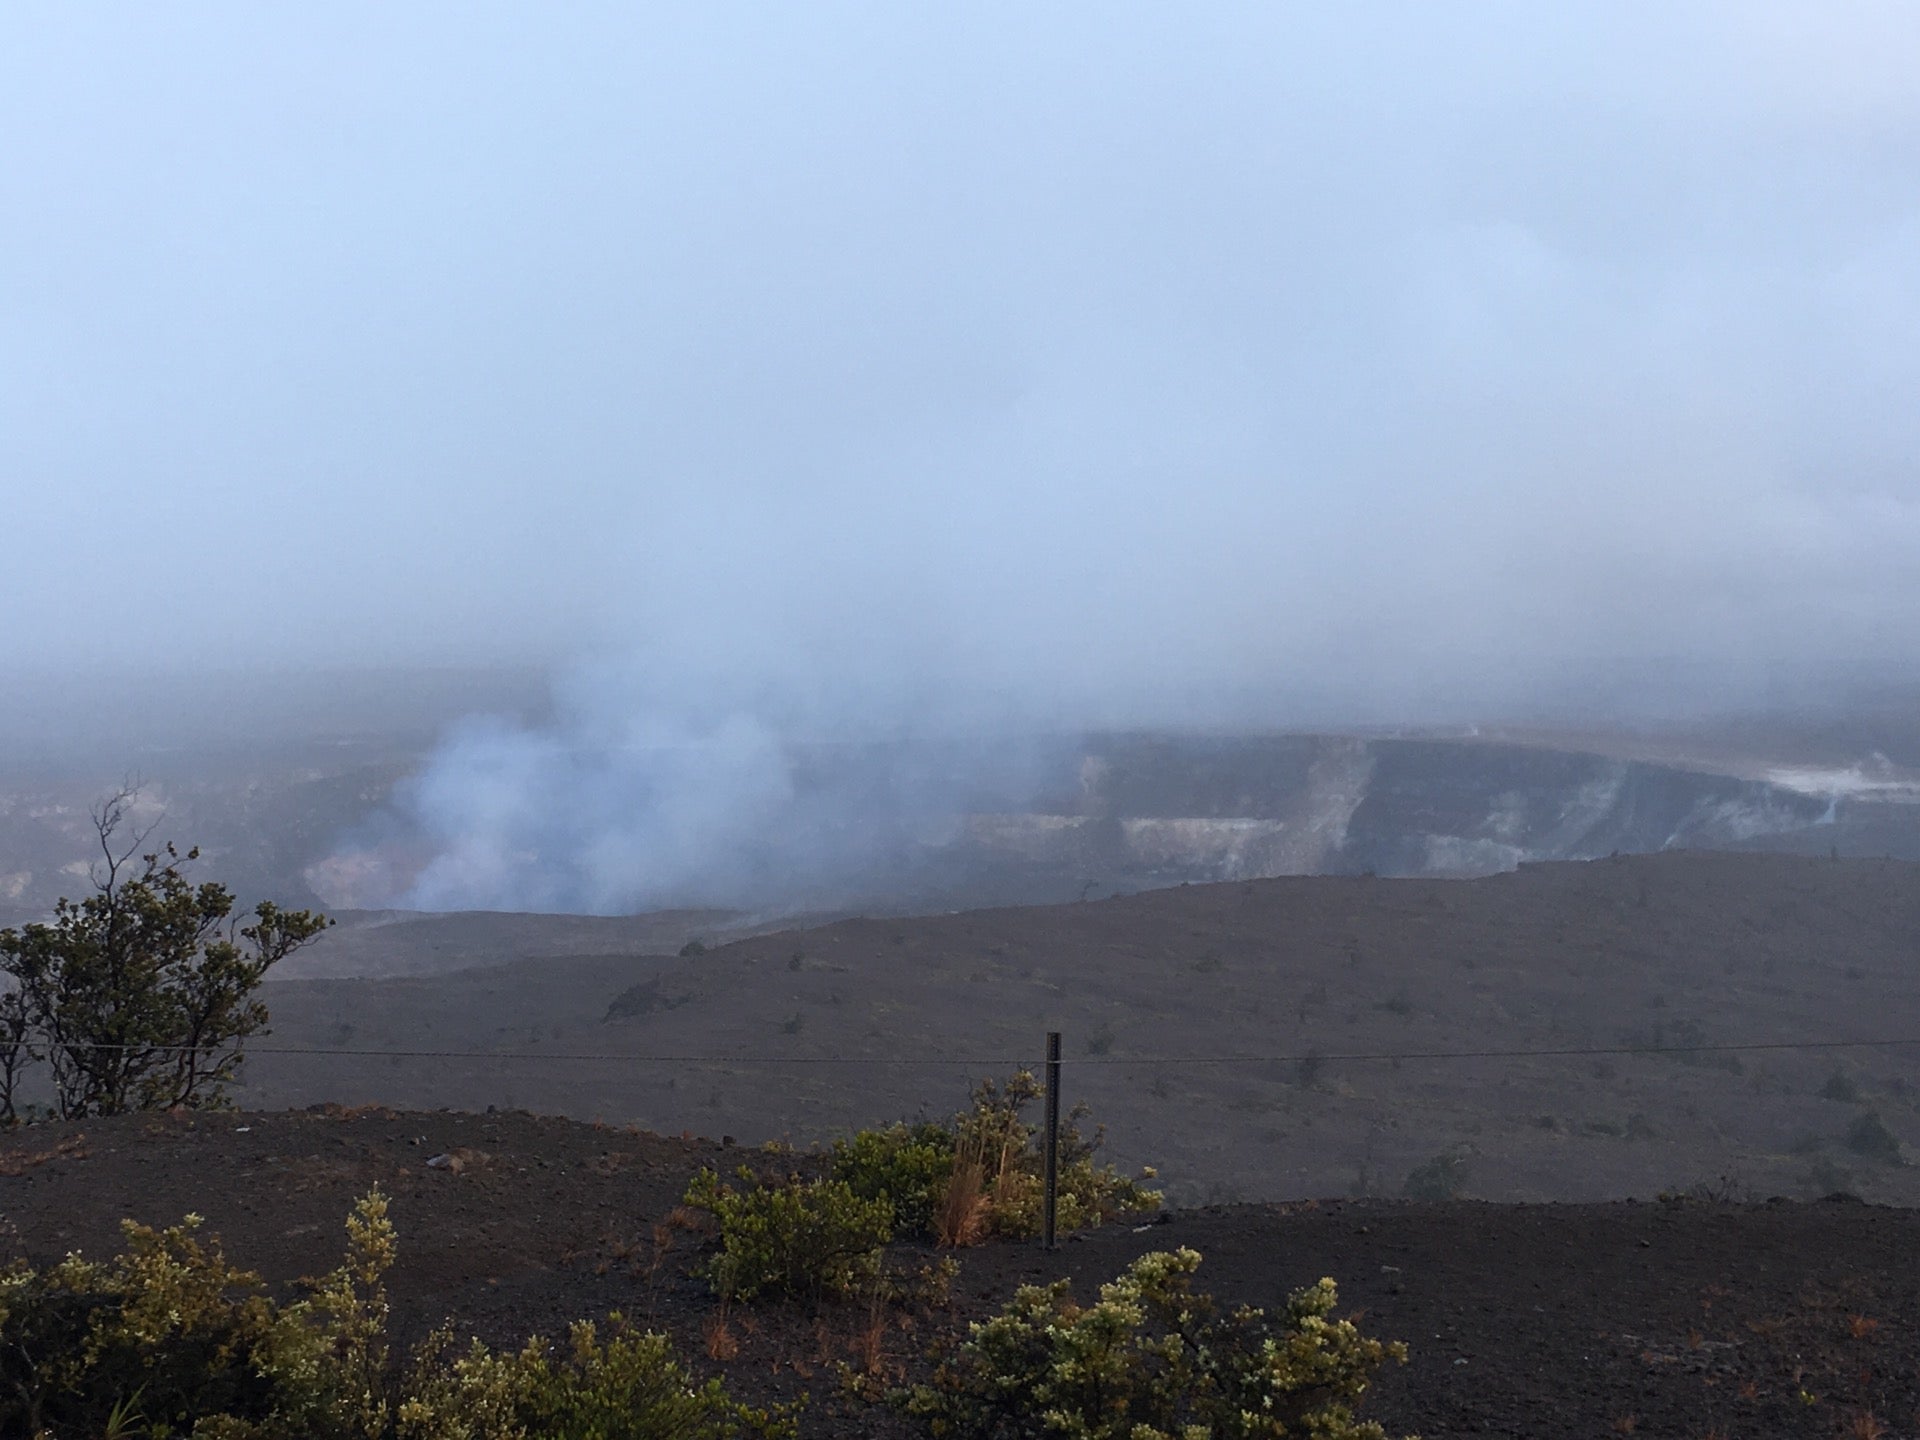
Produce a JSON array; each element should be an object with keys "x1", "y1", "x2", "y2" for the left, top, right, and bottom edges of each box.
[
  {"x1": 0, "y1": 789, "x2": 329, "y2": 1121},
  {"x1": 0, "y1": 986, "x2": 30, "y2": 1122}
]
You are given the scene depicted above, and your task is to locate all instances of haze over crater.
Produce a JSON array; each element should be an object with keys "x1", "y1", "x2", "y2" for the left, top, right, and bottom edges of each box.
[{"x1": 5, "y1": 5, "x2": 1919, "y2": 909}]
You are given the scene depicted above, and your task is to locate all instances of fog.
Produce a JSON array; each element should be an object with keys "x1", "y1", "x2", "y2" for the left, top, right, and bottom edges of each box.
[{"x1": 6, "y1": 6, "x2": 1920, "y2": 908}]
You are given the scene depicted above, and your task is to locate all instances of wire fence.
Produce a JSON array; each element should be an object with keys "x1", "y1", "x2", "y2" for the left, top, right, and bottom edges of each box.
[
  {"x1": 16, "y1": 1029, "x2": 1920, "y2": 1205},
  {"x1": 31, "y1": 1035, "x2": 1920, "y2": 1064}
]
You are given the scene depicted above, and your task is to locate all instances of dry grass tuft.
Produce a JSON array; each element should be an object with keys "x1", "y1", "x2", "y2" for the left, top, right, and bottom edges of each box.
[
  {"x1": 0, "y1": 1133, "x2": 87, "y2": 1176},
  {"x1": 703, "y1": 1311, "x2": 739, "y2": 1362},
  {"x1": 934, "y1": 1156, "x2": 989, "y2": 1247},
  {"x1": 317, "y1": 1103, "x2": 397, "y2": 1120},
  {"x1": 851, "y1": 1296, "x2": 889, "y2": 1376},
  {"x1": 653, "y1": 1202, "x2": 715, "y2": 1247}
]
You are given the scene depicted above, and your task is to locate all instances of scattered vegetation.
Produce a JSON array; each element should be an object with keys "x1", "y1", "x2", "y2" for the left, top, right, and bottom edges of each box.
[
  {"x1": 899, "y1": 1247, "x2": 1408, "y2": 1440},
  {"x1": 0, "y1": 1191, "x2": 793, "y2": 1439},
  {"x1": 0, "y1": 790, "x2": 329, "y2": 1122},
  {"x1": 829, "y1": 1070, "x2": 1158, "y2": 1246},
  {"x1": 682, "y1": 1072, "x2": 1159, "y2": 1306}
]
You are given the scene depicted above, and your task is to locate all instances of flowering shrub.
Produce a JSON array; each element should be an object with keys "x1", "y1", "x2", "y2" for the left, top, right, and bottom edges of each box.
[
  {"x1": 0, "y1": 1194, "x2": 394, "y2": 1438},
  {"x1": 396, "y1": 1318, "x2": 795, "y2": 1440},
  {"x1": 900, "y1": 1247, "x2": 1408, "y2": 1440}
]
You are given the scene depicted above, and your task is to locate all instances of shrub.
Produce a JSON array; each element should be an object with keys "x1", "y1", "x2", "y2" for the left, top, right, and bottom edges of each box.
[
  {"x1": 0, "y1": 1191, "x2": 397, "y2": 1439},
  {"x1": 900, "y1": 1247, "x2": 1408, "y2": 1440},
  {"x1": 1403, "y1": 1147, "x2": 1470, "y2": 1200},
  {"x1": 0, "y1": 1191, "x2": 789, "y2": 1440},
  {"x1": 947, "y1": 1070, "x2": 1161, "y2": 1241},
  {"x1": 0, "y1": 1211, "x2": 287, "y2": 1437},
  {"x1": 683, "y1": 1071, "x2": 1164, "y2": 1317},
  {"x1": 684, "y1": 1168, "x2": 894, "y2": 1302},
  {"x1": 399, "y1": 1318, "x2": 796, "y2": 1440},
  {"x1": 830, "y1": 1122, "x2": 956, "y2": 1236}
]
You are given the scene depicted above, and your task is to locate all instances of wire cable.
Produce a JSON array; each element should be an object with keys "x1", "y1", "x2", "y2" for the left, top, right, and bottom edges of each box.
[{"x1": 30, "y1": 1035, "x2": 1920, "y2": 1065}]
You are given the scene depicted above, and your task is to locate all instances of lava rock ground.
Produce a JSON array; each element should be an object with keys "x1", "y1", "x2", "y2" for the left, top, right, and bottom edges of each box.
[{"x1": 4, "y1": 1107, "x2": 1915, "y2": 1439}]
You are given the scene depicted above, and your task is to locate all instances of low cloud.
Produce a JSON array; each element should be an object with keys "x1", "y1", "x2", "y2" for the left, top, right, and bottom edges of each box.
[{"x1": 7, "y1": 6, "x2": 1920, "y2": 906}]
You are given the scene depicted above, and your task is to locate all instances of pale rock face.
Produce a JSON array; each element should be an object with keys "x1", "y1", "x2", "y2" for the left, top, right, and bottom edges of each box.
[
  {"x1": 0, "y1": 729, "x2": 1864, "y2": 919},
  {"x1": 953, "y1": 735, "x2": 1828, "y2": 886}
]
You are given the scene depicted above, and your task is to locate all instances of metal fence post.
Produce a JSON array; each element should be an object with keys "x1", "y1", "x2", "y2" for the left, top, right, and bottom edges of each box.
[{"x1": 1043, "y1": 1030, "x2": 1061, "y2": 1251}]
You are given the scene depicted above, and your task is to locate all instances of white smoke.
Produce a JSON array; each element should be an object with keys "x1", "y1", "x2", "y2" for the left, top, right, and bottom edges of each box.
[
  {"x1": 399, "y1": 711, "x2": 790, "y2": 912},
  {"x1": 376, "y1": 656, "x2": 1062, "y2": 914}
]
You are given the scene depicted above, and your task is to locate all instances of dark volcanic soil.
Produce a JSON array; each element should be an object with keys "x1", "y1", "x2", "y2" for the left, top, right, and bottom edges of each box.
[
  {"x1": 4, "y1": 1107, "x2": 1917, "y2": 1439},
  {"x1": 250, "y1": 852, "x2": 1920, "y2": 1207}
]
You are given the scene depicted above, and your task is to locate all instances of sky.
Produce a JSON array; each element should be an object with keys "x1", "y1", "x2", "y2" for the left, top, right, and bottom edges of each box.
[{"x1": 5, "y1": 3, "x2": 1920, "y2": 735}]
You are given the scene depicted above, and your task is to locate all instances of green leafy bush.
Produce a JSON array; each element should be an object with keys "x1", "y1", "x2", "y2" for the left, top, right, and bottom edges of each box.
[
  {"x1": 0, "y1": 1191, "x2": 790, "y2": 1440},
  {"x1": 398, "y1": 1318, "x2": 795, "y2": 1440},
  {"x1": 702, "y1": 1072, "x2": 1158, "y2": 1308},
  {"x1": 900, "y1": 1247, "x2": 1408, "y2": 1440},
  {"x1": 684, "y1": 1167, "x2": 894, "y2": 1302},
  {"x1": 830, "y1": 1122, "x2": 956, "y2": 1235},
  {"x1": 0, "y1": 1193, "x2": 393, "y2": 1439},
  {"x1": 0, "y1": 1211, "x2": 279, "y2": 1436}
]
